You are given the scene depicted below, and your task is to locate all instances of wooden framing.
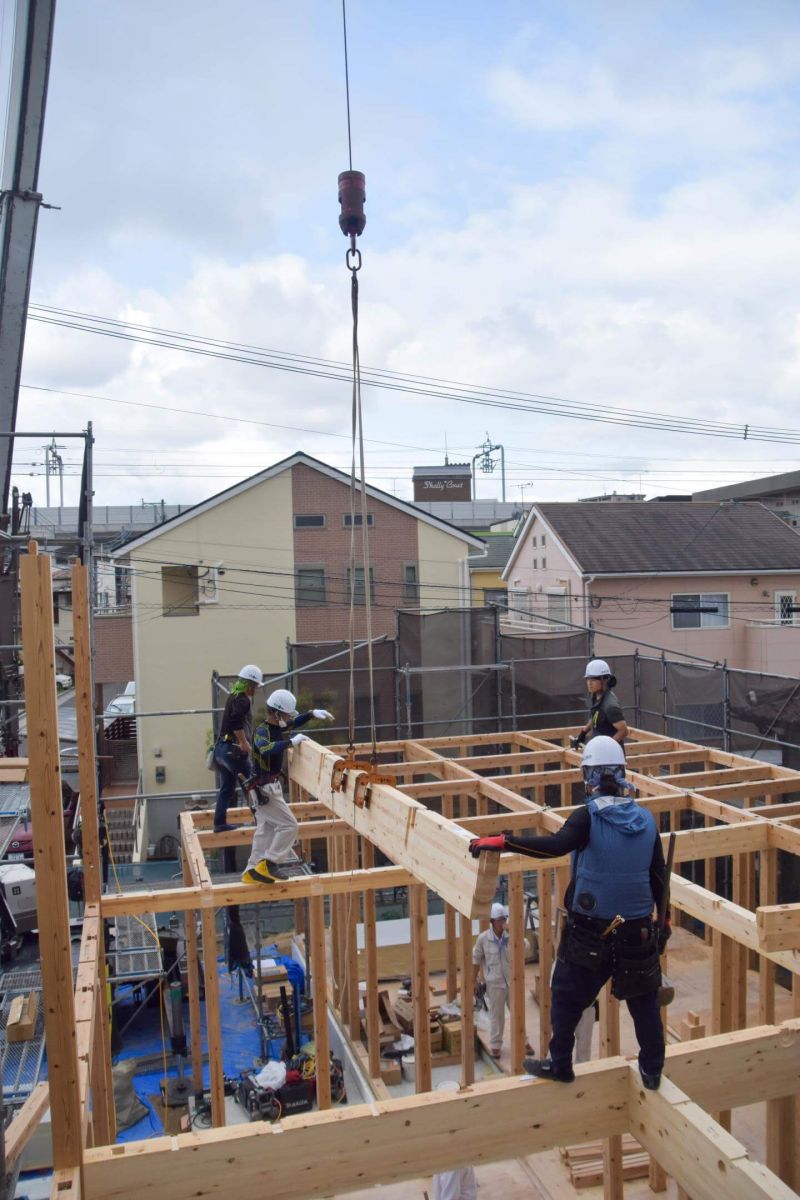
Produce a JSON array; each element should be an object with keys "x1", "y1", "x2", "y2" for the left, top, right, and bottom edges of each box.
[{"x1": 17, "y1": 538, "x2": 800, "y2": 1199}]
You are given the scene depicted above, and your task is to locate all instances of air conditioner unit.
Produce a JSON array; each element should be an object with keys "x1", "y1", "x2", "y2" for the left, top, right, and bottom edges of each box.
[{"x1": 200, "y1": 566, "x2": 221, "y2": 605}]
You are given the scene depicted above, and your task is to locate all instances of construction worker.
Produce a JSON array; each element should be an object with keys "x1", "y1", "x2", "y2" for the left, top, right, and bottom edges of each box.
[
  {"x1": 571, "y1": 658, "x2": 628, "y2": 748},
  {"x1": 471, "y1": 902, "x2": 512, "y2": 1060},
  {"x1": 241, "y1": 688, "x2": 334, "y2": 885},
  {"x1": 213, "y1": 664, "x2": 263, "y2": 833},
  {"x1": 469, "y1": 736, "x2": 668, "y2": 1090}
]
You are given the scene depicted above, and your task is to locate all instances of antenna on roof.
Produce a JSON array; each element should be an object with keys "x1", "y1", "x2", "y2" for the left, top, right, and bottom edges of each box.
[{"x1": 444, "y1": 434, "x2": 449, "y2": 466}]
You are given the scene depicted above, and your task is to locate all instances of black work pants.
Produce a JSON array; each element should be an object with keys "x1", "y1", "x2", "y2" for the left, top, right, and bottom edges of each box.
[{"x1": 549, "y1": 956, "x2": 664, "y2": 1077}]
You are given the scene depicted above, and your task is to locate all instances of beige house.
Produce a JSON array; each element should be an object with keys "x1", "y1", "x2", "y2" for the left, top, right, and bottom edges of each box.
[
  {"x1": 502, "y1": 501, "x2": 800, "y2": 674},
  {"x1": 116, "y1": 452, "x2": 483, "y2": 810}
]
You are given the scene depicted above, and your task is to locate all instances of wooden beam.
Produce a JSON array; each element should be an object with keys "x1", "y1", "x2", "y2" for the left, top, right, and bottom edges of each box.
[
  {"x1": 4, "y1": 1081, "x2": 50, "y2": 1167},
  {"x1": 409, "y1": 883, "x2": 432, "y2": 1093},
  {"x1": 289, "y1": 739, "x2": 498, "y2": 919},
  {"x1": 757, "y1": 903, "x2": 800, "y2": 952},
  {"x1": 82, "y1": 1059, "x2": 632, "y2": 1200},
  {"x1": 19, "y1": 543, "x2": 82, "y2": 1174},
  {"x1": 308, "y1": 894, "x2": 331, "y2": 1110},
  {"x1": 629, "y1": 1070, "x2": 797, "y2": 1200},
  {"x1": 672, "y1": 876, "x2": 800, "y2": 975}
]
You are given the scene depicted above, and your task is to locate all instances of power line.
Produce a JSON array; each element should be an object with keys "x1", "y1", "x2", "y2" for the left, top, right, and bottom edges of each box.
[{"x1": 25, "y1": 304, "x2": 800, "y2": 446}]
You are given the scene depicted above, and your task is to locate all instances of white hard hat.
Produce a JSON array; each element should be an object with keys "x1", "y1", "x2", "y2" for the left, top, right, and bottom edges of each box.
[
  {"x1": 266, "y1": 688, "x2": 298, "y2": 717},
  {"x1": 582, "y1": 735, "x2": 625, "y2": 769},
  {"x1": 238, "y1": 664, "x2": 263, "y2": 685},
  {"x1": 585, "y1": 658, "x2": 613, "y2": 679},
  {"x1": 490, "y1": 902, "x2": 508, "y2": 921}
]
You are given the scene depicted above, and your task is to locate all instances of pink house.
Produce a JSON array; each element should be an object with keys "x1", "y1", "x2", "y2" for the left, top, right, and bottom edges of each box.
[{"x1": 501, "y1": 502, "x2": 800, "y2": 675}]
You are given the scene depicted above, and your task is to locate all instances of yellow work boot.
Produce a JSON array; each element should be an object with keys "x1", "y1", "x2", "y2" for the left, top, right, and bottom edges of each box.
[{"x1": 241, "y1": 859, "x2": 277, "y2": 886}]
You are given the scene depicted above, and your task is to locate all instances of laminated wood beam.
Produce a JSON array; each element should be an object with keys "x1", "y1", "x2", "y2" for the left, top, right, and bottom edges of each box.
[
  {"x1": 289, "y1": 739, "x2": 497, "y2": 919},
  {"x1": 308, "y1": 895, "x2": 331, "y2": 1110},
  {"x1": 507, "y1": 873, "x2": 526, "y2": 1074},
  {"x1": 673, "y1": 876, "x2": 800, "y2": 974},
  {"x1": 19, "y1": 544, "x2": 82, "y2": 1174},
  {"x1": 5, "y1": 1082, "x2": 50, "y2": 1167},
  {"x1": 628, "y1": 1070, "x2": 797, "y2": 1200},
  {"x1": 82, "y1": 1059, "x2": 632, "y2": 1200},
  {"x1": 459, "y1": 911, "x2": 475, "y2": 1087},
  {"x1": 71, "y1": 561, "x2": 102, "y2": 905},
  {"x1": 200, "y1": 908, "x2": 225, "y2": 1126},
  {"x1": 361, "y1": 840, "x2": 381, "y2": 1080},
  {"x1": 409, "y1": 883, "x2": 432, "y2": 1093},
  {"x1": 757, "y1": 903, "x2": 800, "y2": 952}
]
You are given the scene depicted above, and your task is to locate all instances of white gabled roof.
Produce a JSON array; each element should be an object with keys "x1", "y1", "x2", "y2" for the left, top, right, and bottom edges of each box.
[{"x1": 113, "y1": 451, "x2": 486, "y2": 556}]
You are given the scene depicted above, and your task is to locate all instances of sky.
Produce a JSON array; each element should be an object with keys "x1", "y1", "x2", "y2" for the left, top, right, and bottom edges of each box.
[{"x1": 5, "y1": 0, "x2": 800, "y2": 509}]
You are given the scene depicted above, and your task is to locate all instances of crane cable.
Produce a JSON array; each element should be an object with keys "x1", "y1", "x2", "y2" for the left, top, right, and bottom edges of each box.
[{"x1": 339, "y1": 0, "x2": 376, "y2": 760}]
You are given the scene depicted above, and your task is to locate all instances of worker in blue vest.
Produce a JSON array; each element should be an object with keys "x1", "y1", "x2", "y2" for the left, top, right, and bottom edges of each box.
[{"x1": 469, "y1": 736, "x2": 668, "y2": 1090}]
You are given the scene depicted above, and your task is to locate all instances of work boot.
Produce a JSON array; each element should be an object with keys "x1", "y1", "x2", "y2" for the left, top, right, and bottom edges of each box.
[
  {"x1": 241, "y1": 859, "x2": 278, "y2": 886},
  {"x1": 522, "y1": 1057, "x2": 575, "y2": 1083},
  {"x1": 639, "y1": 1067, "x2": 661, "y2": 1090}
]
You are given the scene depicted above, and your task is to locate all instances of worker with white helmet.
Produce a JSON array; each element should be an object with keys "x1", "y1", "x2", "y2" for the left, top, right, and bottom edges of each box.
[
  {"x1": 469, "y1": 736, "x2": 668, "y2": 1091},
  {"x1": 241, "y1": 687, "x2": 334, "y2": 886},
  {"x1": 213, "y1": 664, "x2": 263, "y2": 833},
  {"x1": 571, "y1": 658, "x2": 628, "y2": 749},
  {"x1": 471, "y1": 901, "x2": 516, "y2": 1060}
]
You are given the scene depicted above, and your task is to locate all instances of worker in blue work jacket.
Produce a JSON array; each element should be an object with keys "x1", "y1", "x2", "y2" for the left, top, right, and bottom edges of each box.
[
  {"x1": 241, "y1": 688, "x2": 333, "y2": 886},
  {"x1": 213, "y1": 664, "x2": 263, "y2": 833},
  {"x1": 469, "y1": 736, "x2": 669, "y2": 1090}
]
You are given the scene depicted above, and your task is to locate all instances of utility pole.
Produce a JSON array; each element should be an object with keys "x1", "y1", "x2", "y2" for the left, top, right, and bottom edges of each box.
[
  {"x1": 0, "y1": 0, "x2": 57, "y2": 519},
  {"x1": 42, "y1": 436, "x2": 65, "y2": 506},
  {"x1": 471, "y1": 434, "x2": 506, "y2": 501}
]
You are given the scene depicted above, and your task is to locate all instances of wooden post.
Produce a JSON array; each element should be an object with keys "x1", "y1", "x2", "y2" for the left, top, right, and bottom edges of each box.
[
  {"x1": 409, "y1": 883, "x2": 432, "y2": 1093},
  {"x1": 459, "y1": 912, "x2": 475, "y2": 1087},
  {"x1": 330, "y1": 835, "x2": 343, "y2": 1012},
  {"x1": 444, "y1": 904, "x2": 458, "y2": 1002},
  {"x1": 71, "y1": 561, "x2": 102, "y2": 903},
  {"x1": 703, "y1": 815, "x2": 714, "y2": 944},
  {"x1": 342, "y1": 833, "x2": 360, "y2": 1040},
  {"x1": 90, "y1": 954, "x2": 115, "y2": 1146},
  {"x1": 759, "y1": 848, "x2": 777, "y2": 1025},
  {"x1": 200, "y1": 908, "x2": 225, "y2": 1125},
  {"x1": 508, "y1": 873, "x2": 526, "y2": 1074},
  {"x1": 711, "y1": 929, "x2": 734, "y2": 1130},
  {"x1": 362, "y1": 840, "x2": 381, "y2": 1080},
  {"x1": 538, "y1": 868, "x2": 553, "y2": 1058},
  {"x1": 182, "y1": 858, "x2": 205, "y2": 1096},
  {"x1": 599, "y1": 985, "x2": 623, "y2": 1200},
  {"x1": 308, "y1": 895, "x2": 331, "y2": 1110},
  {"x1": 19, "y1": 543, "x2": 83, "y2": 1171},
  {"x1": 731, "y1": 853, "x2": 749, "y2": 1030}
]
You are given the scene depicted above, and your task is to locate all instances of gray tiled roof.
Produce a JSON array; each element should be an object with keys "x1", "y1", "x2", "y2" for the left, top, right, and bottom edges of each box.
[
  {"x1": 469, "y1": 534, "x2": 517, "y2": 571},
  {"x1": 535, "y1": 502, "x2": 800, "y2": 574}
]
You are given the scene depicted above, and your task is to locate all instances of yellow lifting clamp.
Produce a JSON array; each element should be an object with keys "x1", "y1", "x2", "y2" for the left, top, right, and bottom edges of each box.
[{"x1": 330, "y1": 755, "x2": 392, "y2": 809}]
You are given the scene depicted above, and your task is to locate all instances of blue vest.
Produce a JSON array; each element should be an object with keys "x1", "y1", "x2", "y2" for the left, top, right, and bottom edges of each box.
[{"x1": 571, "y1": 798, "x2": 657, "y2": 920}]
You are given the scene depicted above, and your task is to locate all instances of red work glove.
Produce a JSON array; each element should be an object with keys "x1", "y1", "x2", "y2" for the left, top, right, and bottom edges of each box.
[{"x1": 469, "y1": 835, "x2": 506, "y2": 858}]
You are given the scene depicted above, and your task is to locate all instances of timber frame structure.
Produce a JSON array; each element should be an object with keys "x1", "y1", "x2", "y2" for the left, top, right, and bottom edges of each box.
[{"x1": 13, "y1": 539, "x2": 800, "y2": 1200}]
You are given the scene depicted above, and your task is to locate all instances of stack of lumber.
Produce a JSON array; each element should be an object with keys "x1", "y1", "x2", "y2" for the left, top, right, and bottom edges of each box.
[{"x1": 560, "y1": 1137, "x2": 650, "y2": 1188}]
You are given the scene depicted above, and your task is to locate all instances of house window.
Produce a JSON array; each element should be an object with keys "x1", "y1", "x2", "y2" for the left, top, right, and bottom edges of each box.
[
  {"x1": 532, "y1": 558, "x2": 537, "y2": 570},
  {"x1": 53, "y1": 598, "x2": 60, "y2": 625},
  {"x1": 343, "y1": 513, "x2": 374, "y2": 528},
  {"x1": 296, "y1": 566, "x2": 326, "y2": 607},
  {"x1": 775, "y1": 591, "x2": 798, "y2": 625},
  {"x1": 403, "y1": 563, "x2": 419, "y2": 603},
  {"x1": 294, "y1": 514, "x2": 326, "y2": 529},
  {"x1": 484, "y1": 588, "x2": 507, "y2": 609},
  {"x1": 546, "y1": 589, "x2": 568, "y2": 625},
  {"x1": 531, "y1": 535, "x2": 537, "y2": 547},
  {"x1": 671, "y1": 592, "x2": 729, "y2": 630},
  {"x1": 347, "y1": 567, "x2": 375, "y2": 606},
  {"x1": 541, "y1": 534, "x2": 546, "y2": 547},
  {"x1": 161, "y1": 566, "x2": 199, "y2": 616},
  {"x1": 542, "y1": 557, "x2": 547, "y2": 569}
]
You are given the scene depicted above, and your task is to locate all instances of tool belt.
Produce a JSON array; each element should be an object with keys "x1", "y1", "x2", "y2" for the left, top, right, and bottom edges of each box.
[
  {"x1": 610, "y1": 927, "x2": 661, "y2": 1001},
  {"x1": 248, "y1": 776, "x2": 282, "y2": 806},
  {"x1": 557, "y1": 915, "x2": 612, "y2": 972}
]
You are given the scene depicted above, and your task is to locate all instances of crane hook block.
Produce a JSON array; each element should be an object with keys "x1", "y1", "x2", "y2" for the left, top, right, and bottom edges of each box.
[{"x1": 338, "y1": 170, "x2": 366, "y2": 238}]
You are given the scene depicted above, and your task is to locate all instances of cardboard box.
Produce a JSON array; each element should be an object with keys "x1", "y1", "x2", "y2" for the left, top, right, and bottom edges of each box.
[
  {"x1": 7, "y1": 991, "x2": 38, "y2": 1043},
  {"x1": 428, "y1": 1021, "x2": 443, "y2": 1053},
  {"x1": 379, "y1": 1058, "x2": 402, "y2": 1086},
  {"x1": 439, "y1": 1016, "x2": 462, "y2": 1057}
]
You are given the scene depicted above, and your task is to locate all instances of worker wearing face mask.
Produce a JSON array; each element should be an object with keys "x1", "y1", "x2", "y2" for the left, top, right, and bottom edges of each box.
[
  {"x1": 241, "y1": 688, "x2": 334, "y2": 885},
  {"x1": 469, "y1": 737, "x2": 668, "y2": 1091},
  {"x1": 213, "y1": 664, "x2": 263, "y2": 833}
]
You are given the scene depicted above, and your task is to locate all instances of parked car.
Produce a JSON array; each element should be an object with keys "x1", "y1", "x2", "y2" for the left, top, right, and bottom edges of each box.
[
  {"x1": 103, "y1": 693, "x2": 135, "y2": 729},
  {"x1": 56, "y1": 673, "x2": 73, "y2": 689}
]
